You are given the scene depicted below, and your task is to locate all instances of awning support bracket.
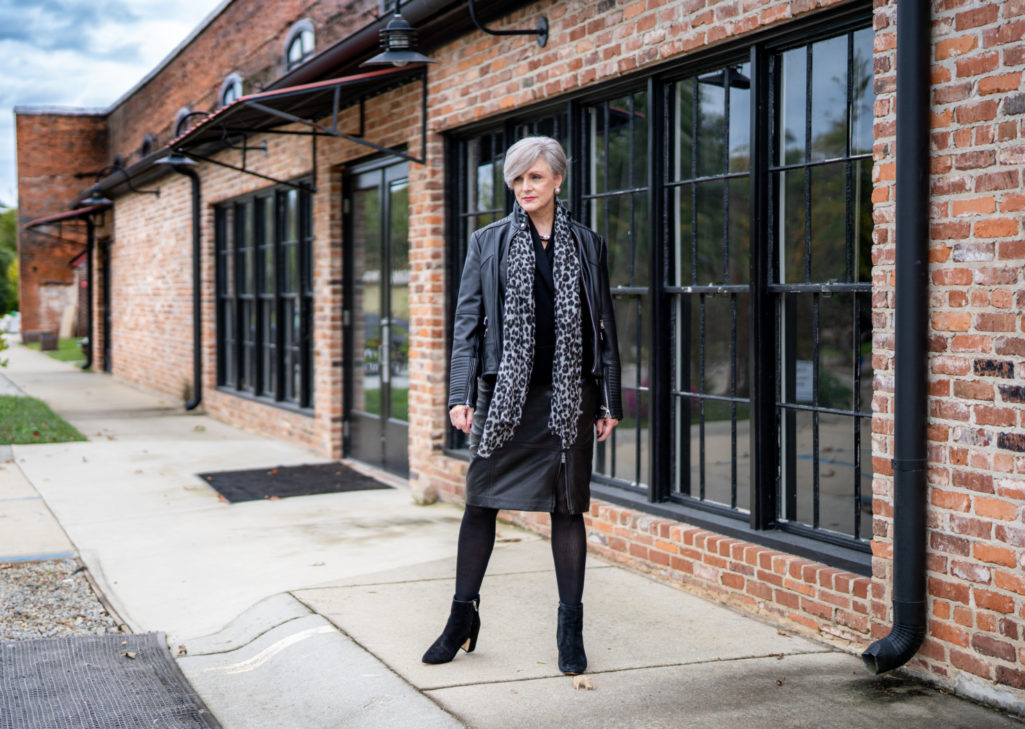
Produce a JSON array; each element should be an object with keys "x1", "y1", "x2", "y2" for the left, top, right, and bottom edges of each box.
[
  {"x1": 240, "y1": 69, "x2": 426, "y2": 165},
  {"x1": 172, "y1": 150, "x2": 313, "y2": 192}
]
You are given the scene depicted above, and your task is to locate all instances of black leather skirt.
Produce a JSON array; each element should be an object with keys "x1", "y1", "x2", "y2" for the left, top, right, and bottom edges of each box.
[{"x1": 465, "y1": 377, "x2": 599, "y2": 514}]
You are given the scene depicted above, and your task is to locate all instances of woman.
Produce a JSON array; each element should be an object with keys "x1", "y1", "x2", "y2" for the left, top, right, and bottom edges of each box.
[{"x1": 423, "y1": 136, "x2": 623, "y2": 675}]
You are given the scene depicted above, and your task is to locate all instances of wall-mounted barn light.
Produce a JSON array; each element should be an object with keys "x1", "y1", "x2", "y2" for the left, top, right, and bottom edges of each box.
[{"x1": 362, "y1": 0, "x2": 435, "y2": 67}]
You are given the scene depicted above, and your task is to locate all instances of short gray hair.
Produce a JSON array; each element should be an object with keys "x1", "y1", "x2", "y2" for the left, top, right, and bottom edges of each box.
[{"x1": 503, "y1": 136, "x2": 568, "y2": 189}]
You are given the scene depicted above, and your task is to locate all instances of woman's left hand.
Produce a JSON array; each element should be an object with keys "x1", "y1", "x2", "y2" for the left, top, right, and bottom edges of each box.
[{"x1": 596, "y1": 416, "x2": 619, "y2": 442}]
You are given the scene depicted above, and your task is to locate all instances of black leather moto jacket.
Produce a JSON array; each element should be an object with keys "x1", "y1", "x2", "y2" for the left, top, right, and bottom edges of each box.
[{"x1": 448, "y1": 208, "x2": 624, "y2": 421}]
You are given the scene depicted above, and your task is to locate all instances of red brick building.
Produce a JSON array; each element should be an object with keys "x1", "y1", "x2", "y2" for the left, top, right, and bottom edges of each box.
[{"x1": 15, "y1": 0, "x2": 1025, "y2": 712}]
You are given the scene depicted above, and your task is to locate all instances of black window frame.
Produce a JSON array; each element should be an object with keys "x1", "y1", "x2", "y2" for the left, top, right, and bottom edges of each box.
[
  {"x1": 443, "y1": 2, "x2": 875, "y2": 574},
  {"x1": 214, "y1": 181, "x2": 315, "y2": 412}
]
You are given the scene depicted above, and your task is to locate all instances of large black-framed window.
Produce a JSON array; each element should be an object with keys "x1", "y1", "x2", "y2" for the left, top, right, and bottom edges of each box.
[
  {"x1": 445, "y1": 5, "x2": 874, "y2": 569},
  {"x1": 215, "y1": 182, "x2": 314, "y2": 410}
]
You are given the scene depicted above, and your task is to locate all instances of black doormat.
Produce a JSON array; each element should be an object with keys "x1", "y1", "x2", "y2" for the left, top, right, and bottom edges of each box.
[
  {"x1": 197, "y1": 462, "x2": 392, "y2": 503},
  {"x1": 0, "y1": 632, "x2": 221, "y2": 729}
]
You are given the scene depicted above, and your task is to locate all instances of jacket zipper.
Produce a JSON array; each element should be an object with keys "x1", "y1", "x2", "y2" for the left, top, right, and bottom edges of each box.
[
  {"x1": 465, "y1": 316, "x2": 489, "y2": 406},
  {"x1": 598, "y1": 320, "x2": 612, "y2": 417}
]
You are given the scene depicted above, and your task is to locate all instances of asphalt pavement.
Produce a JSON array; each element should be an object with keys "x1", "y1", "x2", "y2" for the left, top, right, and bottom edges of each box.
[{"x1": 2, "y1": 343, "x2": 1023, "y2": 728}]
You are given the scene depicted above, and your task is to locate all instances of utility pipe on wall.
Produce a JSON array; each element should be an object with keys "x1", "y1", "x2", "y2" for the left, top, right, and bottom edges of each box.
[
  {"x1": 170, "y1": 165, "x2": 203, "y2": 411},
  {"x1": 81, "y1": 217, "x2": 94, "y2": 371},
  {"x1": 861, "y1": 0, "x2": 931, "y2": 674}
]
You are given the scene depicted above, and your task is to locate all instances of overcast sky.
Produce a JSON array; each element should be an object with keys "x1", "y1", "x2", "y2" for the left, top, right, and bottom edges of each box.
[{"x1": 0, "y1": 0, "x2": 226, "y2": 208}]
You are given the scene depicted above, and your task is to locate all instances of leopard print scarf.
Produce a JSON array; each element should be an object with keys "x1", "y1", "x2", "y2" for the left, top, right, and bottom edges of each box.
[{"x1": 477, "y1": 201, "x2": 582, "y2": 459}]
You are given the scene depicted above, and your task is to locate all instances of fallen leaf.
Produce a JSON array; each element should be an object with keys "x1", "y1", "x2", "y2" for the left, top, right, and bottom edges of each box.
[
  {"x1": 32, "y1": 430, "x2": 41, "y2": 438},
  {"x1": 122, "y1": 651, "x2": 137, "y2": 660},
  {"x1": 266, "y1": 495, "x2": 280, "y2": 501},
  {"x1": 573, "y1": 676, "x2": 594, "y2": 690},
  {"x1": 177, "y1": 645, "x2": 188, "y2": 657},
  {"x1": 776, "y1": 678, "x2": 785, "y2": 686},
  {"x1": 217, "y1": 493, "x2": 230, "y2": 504},
  {"x1": 776, "y1": 630, "x2": 790, "y2": 637},
  {"x1": 193, "y1": 425, "x2": 206, "y2": 432},
  {"x1": 269, "y1": 468, "x2": 279, "y2": 475}
]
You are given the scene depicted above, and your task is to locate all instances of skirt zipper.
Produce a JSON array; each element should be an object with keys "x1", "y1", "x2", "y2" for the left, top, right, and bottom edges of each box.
[{"x1": 561, "y1": 450, "x2": 572, "y2": 513}]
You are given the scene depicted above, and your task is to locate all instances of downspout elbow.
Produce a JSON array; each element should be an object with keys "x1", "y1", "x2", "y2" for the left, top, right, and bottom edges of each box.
[{"x1": 862, "y1": 600, "x2": 927, "y2": 675}]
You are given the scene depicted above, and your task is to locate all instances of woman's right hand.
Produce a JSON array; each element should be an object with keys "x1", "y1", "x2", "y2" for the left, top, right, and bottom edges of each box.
[{"x1": 450, "y1": 405, "x2": 475, "y2": 434}]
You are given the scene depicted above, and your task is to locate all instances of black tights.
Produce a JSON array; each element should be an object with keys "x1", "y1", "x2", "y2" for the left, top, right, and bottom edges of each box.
[{"x1": 454, "y1": 504, "x2": 587, "y2": 606}]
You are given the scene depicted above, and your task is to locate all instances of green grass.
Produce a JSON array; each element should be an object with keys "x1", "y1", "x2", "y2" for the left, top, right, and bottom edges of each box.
[
  {"x1": 360, "y1": 387, "x2": 409, "y2": 422},
  {"x1": 25, "y1": 338, "x2": 86, "y2": 363},
  {"x1": 0, "y1": 395, "x2": 86, "y2": 444}
]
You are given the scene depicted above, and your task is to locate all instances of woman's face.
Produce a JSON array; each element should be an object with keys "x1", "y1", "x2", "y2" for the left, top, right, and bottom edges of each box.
[{"x1": 512, "y1": 158, "x2": 563, "y2": 216}]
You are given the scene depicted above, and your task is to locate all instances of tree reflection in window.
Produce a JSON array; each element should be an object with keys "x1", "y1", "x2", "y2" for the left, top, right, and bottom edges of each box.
[{"x1": 586, "y1": 91, "x2": 650, "y2": 490}]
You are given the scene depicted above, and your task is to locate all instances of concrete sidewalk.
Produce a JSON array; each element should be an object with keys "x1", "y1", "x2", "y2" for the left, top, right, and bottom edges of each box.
[{"x1": 2, "y1": 343, "x2": 1022, "y2": 728}]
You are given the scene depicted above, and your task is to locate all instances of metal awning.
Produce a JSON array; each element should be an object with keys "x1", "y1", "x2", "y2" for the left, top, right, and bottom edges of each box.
[
  {"x1": 166, "y1": 65, "x2": 427, "y2": 181},
  {"x1": 22, "y1": 204, "x2": 109, "y2": 230}
]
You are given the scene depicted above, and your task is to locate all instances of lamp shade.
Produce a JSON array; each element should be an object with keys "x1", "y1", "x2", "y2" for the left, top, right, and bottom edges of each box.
[{"x1": 361, "y1": 11, "x2": 434, "y2": 66}]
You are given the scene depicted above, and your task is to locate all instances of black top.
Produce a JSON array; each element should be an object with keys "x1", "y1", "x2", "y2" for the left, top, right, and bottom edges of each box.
[{"x1": 528, "y1": 218, "x2": 557, "y2": 385}]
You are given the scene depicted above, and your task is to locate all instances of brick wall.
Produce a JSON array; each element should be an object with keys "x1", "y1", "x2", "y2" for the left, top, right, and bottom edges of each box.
[
  {"x1": 868, "y1": 0, "x2": 1025, "y2": 705},
  {"x1": 105, "y1": 0, "x2": 378, "y2": 168},
  {"x1": 14, "y1": 111, "x2": 108, "y2": 333}
]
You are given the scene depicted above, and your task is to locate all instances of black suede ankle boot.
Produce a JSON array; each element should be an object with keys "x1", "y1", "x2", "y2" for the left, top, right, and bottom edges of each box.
[
  {"x1": 557, "y1": 602, "x2": 586, "y2": 674},
  {"x1": 422, "y1": 596, "x2": 480, "y2": 664}
]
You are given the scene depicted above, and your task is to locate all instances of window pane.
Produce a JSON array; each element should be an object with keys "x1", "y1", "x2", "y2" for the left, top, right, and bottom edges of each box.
[
  {"x1": 854, "y1": 159, "x2": 872, "y2": 282},
  {"x1": 809, "y1": 161, "x2": 847, "y2": 283},
  {"x1": 673, "y1": 183, "x2": 694, "y2": 285},
  {"x1": 286, "y1": 243, "x2": 299, "y2": 294},
  {"x1": 263, "y1": 197, "x2": 275, "y2": 293},
  {"x1": 694, "y1": 179, "x2": 725, "y2": 284},
  {"x1": 780, "y1": 47, "x2": 807, "y2": 165},
  {"x1": 810, "y1": 35, "x2": 848, "y2": 161},
  {"x1": 696, "y1": 76, "x2": 725, "y2": 177},
  {"x1": 675, "y1": 79, "x2": 695, "y2": 179},
  {"x1": 261, "y1": 301, "x2": 276, "y2": 396},
  {"x1": 607, "y1": 95, "x2": 633, "y2": 190},
  {"x1": 818, "y1": 294, "x2": 857, "y2": 411},
  {"x1": 851, "y1": 28, "x2": 874, "y2": 157},
  {"x1": 631, "y1": 92, "x2": 649, "y2": 188},
  {"x1": 778, "y1": 168, "x2": 808, "y2": 284},
  {"x1": 240, "y1": 299, "x2": 254, "y2": 390},
  {"x1": 727, "y1": 176, "x2": 751, "y2": 285},
  {"x1": 728, "y1": 62, "x2": 752, "y2": 173},
  {"x1": 354, "y1": 185, "x2": 382, "y2": 417},
  {"x1": 476, "y1": 161, "x2": 495, "y2": 213},
  {"x1": 390, "y1": 180, "x2": 410, "y2": 423}
]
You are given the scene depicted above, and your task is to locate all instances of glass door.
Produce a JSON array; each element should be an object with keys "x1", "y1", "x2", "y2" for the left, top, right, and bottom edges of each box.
[{"x1": 345, "y1": 159, "x2": 410, "y2": 477}]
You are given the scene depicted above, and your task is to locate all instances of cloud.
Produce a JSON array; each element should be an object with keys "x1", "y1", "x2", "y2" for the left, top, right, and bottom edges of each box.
[
  {"x1": 1, "y1": 0, "x2": 223, "y2": 206},
  {"x1": 0, "y1": 0, "x2": 141, "y2": 58}
]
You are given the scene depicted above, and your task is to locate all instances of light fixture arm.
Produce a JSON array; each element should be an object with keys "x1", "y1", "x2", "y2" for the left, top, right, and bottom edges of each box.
[
  {"x1": 467, "y1": 0, "x2": 548, "y2": 47},
  {"x1": 100, "y1": 164, "x2": 160, "y2": 197}
]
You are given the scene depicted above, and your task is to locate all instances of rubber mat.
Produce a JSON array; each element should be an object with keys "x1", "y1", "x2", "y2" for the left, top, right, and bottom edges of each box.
[
  {"x1": 0, "y1": 632, "x2": 220, "y2": 729},
  {"x1": 197, "y1": 461, "x2": 392, "y2": 503}
]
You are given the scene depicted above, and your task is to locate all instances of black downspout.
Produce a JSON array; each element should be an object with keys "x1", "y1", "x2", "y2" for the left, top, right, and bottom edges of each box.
[
  {"x1": 80, "y1": 217, "x2": 94, "y2": 371},
  {"x1": 861, "y1": 0, "x2": 931, "y2": 675},
  {"x1": 174, "y1": 166, "x2": 203, "y2": 411}
]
